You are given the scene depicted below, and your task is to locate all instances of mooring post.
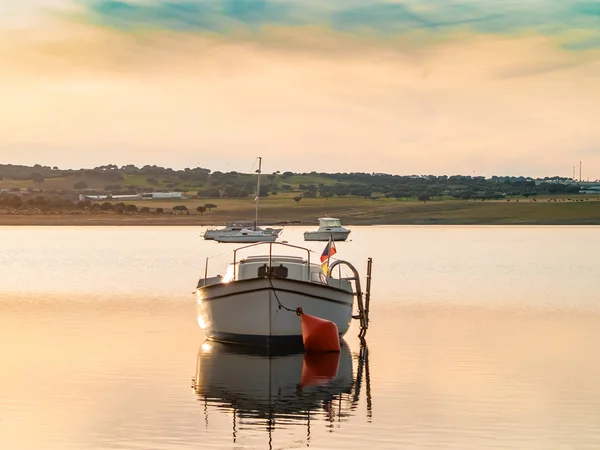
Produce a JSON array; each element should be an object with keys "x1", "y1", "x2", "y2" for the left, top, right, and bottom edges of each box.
[{"x1": 364, "y1": 257, "x2": 372, "y2": 327}]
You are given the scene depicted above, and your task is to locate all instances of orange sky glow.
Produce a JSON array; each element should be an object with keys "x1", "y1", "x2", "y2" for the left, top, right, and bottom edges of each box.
[{"x1": 1, "y1": 1, "x2": 600, "y2": 177}]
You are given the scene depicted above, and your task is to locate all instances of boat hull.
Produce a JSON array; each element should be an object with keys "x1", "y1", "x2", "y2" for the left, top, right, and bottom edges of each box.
[
  {"x1": 303, "y1": 230, "x2": 351, "y2": 241},
  {"x1": 202, "y1": 230, "x2": 219, "y2": 240},
  {"x1": 215, "y1": 234, "x2": 278, "y2": 243},
  {"x1": 204, "y1": 227, "x2": 282, "y2": 241},
  {"x1": 196, "y1": 278, "x2": 354, "y2": 346}
]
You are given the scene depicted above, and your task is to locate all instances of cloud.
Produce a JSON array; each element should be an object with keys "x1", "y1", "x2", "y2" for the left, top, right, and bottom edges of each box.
[
  {"x1": 2, "y1": 28, "x2": 599, "y2": 177},
  {"x1": 78, "y1": 0, "x2": 298, "y2": 32},
  {"x1": 71, "y1": 0, "x2": 600, "y2": 50},
  {"x1": 2, "y1": 2, "x2": 600, "y2": 176},
  {"x1": 494, "y1": 60, "x2": 591, "y2": 79},
  {"x1": 76, "y1": 0, "x2": 510, "y2": 34},
  {"x1": 78, "y1": 0, "x2": 303, "y2": 32},
  {"x1": 573, "y1": 2, "x2": 600, "y2": 17}
]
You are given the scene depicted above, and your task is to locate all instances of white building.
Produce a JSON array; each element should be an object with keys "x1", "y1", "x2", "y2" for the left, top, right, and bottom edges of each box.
[
  {"x1": 80, "y1": 192, "x2": 184, "y2": 201},
  {"x1": 141, "y1": 192, "x2": 184, "y2": 199},
  {"x1": 80, "y1": 194, "x2": 142, "y2": 201}
]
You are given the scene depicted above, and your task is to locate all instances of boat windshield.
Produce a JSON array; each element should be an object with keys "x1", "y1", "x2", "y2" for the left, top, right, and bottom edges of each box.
[{"x1": 319, "y1": 218, "x2": 341, "y2": 227}]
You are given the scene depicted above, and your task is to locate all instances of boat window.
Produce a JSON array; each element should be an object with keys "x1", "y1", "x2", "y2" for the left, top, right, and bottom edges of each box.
[
  {"x1": 258, "y1": 264, "x2": 269, "y2": 278},
  {"x1": 311, "y1": 271, "x2": 327, "y2": 284},
  {"x1": 320, "y1": 219, "x2": 341, "y2": 227},
  {"x1": 257, "y1": 264, "x2": 288, "y2": 279},
  {"x1": 272, "y1": 264, "x2": 288, "y2": 279}
]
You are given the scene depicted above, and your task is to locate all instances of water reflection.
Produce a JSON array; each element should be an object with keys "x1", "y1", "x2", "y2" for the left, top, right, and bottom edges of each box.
[{"x1": 191, "y1": 339, "x2": 371, "y2": 448}]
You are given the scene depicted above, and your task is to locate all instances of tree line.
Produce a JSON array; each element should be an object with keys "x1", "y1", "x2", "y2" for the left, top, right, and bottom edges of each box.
[
  {"x1": 0, "y1": 163, "x2": 587, "y2": 202},
  {"x1": 0, "y1": 194, "x2": 220, "y2": 215}
]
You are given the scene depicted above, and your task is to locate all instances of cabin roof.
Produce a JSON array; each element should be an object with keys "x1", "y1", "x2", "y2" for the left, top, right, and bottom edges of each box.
[{"x1": 241, "y1": 255, "x2": 307, "y2": 264}]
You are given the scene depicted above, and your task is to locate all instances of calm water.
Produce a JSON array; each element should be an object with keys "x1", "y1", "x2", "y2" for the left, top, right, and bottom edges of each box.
[{"x1": 1, "y1": 225, "x2": 600, "y2": 450}]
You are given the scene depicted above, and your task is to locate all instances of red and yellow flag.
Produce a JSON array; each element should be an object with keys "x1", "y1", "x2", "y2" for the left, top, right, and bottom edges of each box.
[{"x1": 320, "y1": 238, "x2": 337, "y2": 274}]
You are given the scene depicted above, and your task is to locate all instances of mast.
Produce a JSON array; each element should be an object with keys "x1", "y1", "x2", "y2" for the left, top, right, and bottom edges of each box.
[{"x1": 255, "y1": 157, "x2": 262, "y2": 230}]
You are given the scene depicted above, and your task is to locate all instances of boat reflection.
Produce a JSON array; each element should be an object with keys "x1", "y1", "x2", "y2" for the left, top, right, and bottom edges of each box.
[{"x1": 191, "y1": 339, "x2": 372, "y2": 447}]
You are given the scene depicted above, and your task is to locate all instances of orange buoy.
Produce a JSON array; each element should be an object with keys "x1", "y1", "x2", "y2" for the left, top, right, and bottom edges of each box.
[
  {"x1": 296, "y1": 307, "x2": 341, "y2": 353},
  {"x1": 300, "y1": 351, "x2": 340, "y2": 387}
]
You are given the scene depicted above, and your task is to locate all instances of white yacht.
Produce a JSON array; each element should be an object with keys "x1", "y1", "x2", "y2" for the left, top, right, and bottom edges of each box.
[
  {"x1": 303, "y1": 217, "x2": 351, "y2": 241},
  {"x1": 213, "y1": 228, "x2": 278, "y2": 243},
  {"x1": 194, "y1": 241, "x2": 371, "y2": 346},
  {"x1": 202, "y1": 221, "x2": 282, "y2": 240}
]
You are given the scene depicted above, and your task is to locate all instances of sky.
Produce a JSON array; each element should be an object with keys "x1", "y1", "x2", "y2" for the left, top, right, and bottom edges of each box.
[{"x1": 1, "y1": 1, "x2": 600, "y2": 178}]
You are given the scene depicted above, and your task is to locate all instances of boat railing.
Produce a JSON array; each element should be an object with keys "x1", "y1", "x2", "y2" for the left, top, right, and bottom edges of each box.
[
  {"x1": 232, "y1": 241, "x2": 312, "y2": 281},
  {"x1": 328, "y1": 258, "x2": 372, "y2": 338}
]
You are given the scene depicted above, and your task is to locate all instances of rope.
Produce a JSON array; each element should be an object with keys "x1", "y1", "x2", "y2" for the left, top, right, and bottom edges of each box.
[
  {"x1": 203, "y1": 251, "x2": 228, "y2": 259},
  {"x1": 264, "y1": 256, "x2": 343, "y2": 315},
  {"x1": 266, "y1": 275, "x2": 300, "y2": 313},
  {"x1": 234, "y1": 157, "x2": 259, "y2": 201}
]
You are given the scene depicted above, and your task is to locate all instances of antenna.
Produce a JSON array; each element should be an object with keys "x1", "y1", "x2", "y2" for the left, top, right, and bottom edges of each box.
[
  {"x1": 580, "y1": 161, "x2": 582, "y2": 182},
  {"x1": 573, "y1": 165, "x2": 575, "y2": 181}
]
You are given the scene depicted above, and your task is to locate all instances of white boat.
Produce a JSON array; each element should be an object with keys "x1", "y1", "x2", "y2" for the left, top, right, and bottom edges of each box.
[
  {"x1": 213, "y1": 228, "x2": 278, "y2": 243},
  {"x1": 303, "y1": 217, "x2": 351, "y2": 241},
  {"x1": 202, "y1": 221, "x2": 282, "y2": 240},
  {"x1": 194, "y1": 241, "x2": 371, "y2": 346},
  {"x1": 212, "y1": 157, "x2": 281, "y2": 244}
]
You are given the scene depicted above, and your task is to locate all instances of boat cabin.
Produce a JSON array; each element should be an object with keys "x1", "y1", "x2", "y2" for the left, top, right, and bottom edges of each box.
[
  {"x1": 225, "y1": 255, "x2": 322, "y2": 282},
  {"x1": 224, "y1": 221, "x2": 255, "y2": 231},
  {"x1": 197, "y1": 242, "x2": 352, "y2": 291},
  {"x1": 217, "y1": 255, "x2": 351, "y2": 291},
  {"x1": 318, "y1": 217, "x2": 343, "y2": 229}
]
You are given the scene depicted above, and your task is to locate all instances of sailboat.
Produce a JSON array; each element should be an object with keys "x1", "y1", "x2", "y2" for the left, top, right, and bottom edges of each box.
[
  {"x1": 202, "y1": 221, "x2": 282, "y2": 240},
  {"x1": 214, "y1": 157, "x2": 280, "y2": 243}
]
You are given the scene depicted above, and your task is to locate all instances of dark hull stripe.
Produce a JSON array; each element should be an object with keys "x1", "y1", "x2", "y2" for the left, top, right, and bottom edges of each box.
[
  {"x1": 304, "y1": 236, "x2": 349, "y2": 241},
  {"x1": 202, "y1": 285, "x2": 352, "y2": 305},
  {"x1": 201, "y1": 276, "x2": 350, "y2": 295}
]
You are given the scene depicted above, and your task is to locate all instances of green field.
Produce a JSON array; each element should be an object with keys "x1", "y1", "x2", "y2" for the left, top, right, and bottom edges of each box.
[
  {"x1": 1, "y1": 195, "x2": 599, "y2": 226},
  {"x1": 119, "y1": 194, "x2": 600, "y2": 225},
  {"x1": 0, "y1": 173, "x2": 298, "y2": 194}
]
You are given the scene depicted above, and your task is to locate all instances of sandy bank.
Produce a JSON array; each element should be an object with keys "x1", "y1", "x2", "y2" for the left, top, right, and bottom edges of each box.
[{"x1": 1, "y1": 213, "x2": 600, "y2": 226}]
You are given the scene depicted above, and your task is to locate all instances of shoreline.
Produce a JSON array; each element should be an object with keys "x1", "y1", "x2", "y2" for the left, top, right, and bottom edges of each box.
[{"x1": 1, "y1": 214, "x2": 600, "y2": 226}]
